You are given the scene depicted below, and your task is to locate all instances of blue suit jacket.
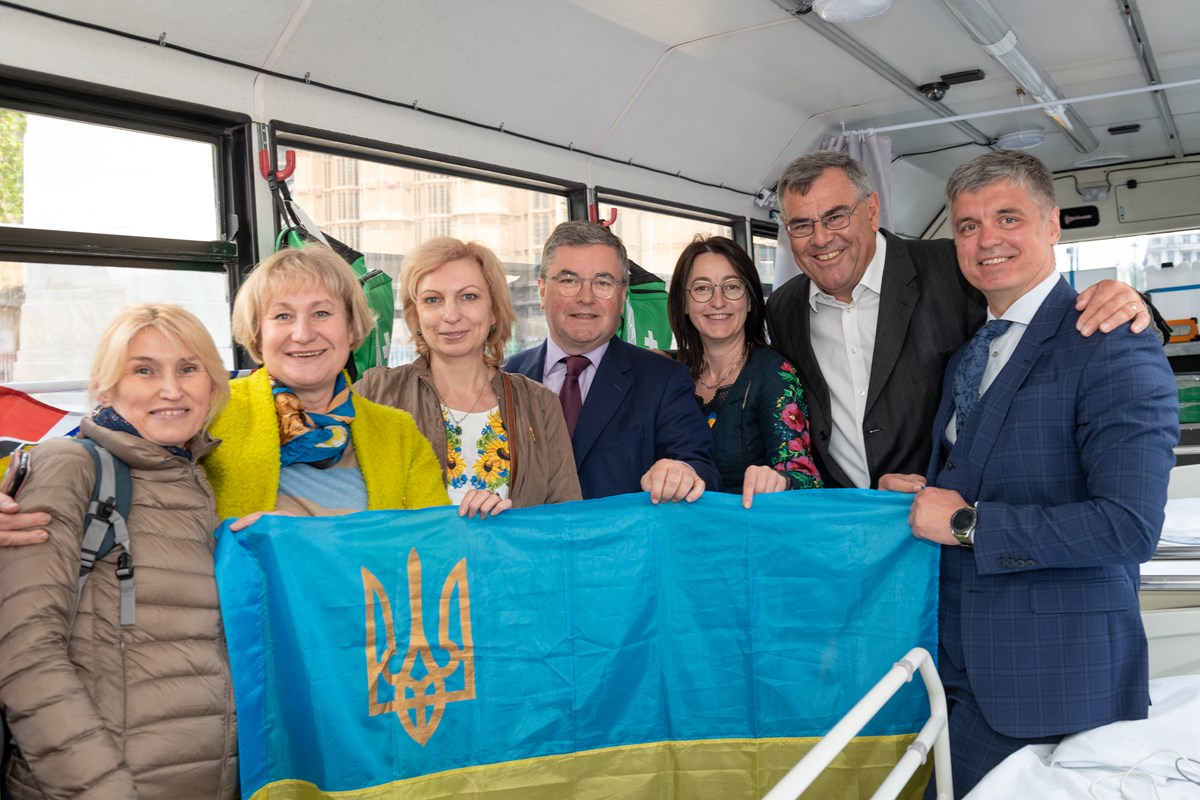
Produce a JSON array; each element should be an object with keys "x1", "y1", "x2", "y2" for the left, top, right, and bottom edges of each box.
[
  {"x1": 929, "y1": 278, "x2": 1178, "y2": 739},
  {"x1": 505, "y1": 337, "x2": 719, "y2": 500}
]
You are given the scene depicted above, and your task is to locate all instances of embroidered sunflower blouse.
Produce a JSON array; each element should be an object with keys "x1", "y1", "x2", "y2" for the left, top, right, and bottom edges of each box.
[{"x1": 441, "y1": 405, "x2": 511, "y2": 504}]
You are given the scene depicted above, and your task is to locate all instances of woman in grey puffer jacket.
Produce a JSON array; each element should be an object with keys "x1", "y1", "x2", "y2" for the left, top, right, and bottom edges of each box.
[{"x1": 0, "y1": 304, "x2": 237, "y2": 800}]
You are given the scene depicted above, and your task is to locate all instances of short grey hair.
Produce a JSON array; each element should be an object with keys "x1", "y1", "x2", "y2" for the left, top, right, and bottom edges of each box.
[
  {"x1": 777, "y1": 151, "x2": 874, "y2": 202},
  {"x1": 539, "y1": 221, "x2": 630, "y2": 281},
  {"x1": 945, "y1": 150, "x2": 1057, "y2": 212}
]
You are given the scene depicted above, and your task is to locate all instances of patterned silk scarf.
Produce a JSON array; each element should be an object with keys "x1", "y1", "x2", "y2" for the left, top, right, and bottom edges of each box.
[
  {"x1": 92, "y1": 405, "x2": 193, "y2": 459},
  {"x1": 271, "y1": 372, "x2": 355, "y2": 469}
]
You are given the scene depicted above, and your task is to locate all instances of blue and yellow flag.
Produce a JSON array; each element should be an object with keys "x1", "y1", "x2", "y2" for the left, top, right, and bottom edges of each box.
[{"x1": 215, "y1": 490, "x2": 937, "y2": 799}]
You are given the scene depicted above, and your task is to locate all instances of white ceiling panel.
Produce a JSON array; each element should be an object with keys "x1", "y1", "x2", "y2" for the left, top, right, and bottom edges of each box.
[{"x1": 2, "y1": 0, "x2": 1196, "y2": 221}]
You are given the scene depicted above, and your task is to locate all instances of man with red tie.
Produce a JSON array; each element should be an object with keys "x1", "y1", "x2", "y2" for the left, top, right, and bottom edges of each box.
[{"x1": 506, "y1": 222, "x2": 718, "y2": 502}]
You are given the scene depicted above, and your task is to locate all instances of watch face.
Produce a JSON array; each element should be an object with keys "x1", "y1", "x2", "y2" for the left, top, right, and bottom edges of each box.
[{"x1": 951, "y1": 507, "x2": 976, "y2": 533}]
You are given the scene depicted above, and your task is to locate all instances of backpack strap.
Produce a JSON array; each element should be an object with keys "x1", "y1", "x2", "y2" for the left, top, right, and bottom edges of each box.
[{"x1": 74, "y1": 440, "x2": 135, "y2": 628}]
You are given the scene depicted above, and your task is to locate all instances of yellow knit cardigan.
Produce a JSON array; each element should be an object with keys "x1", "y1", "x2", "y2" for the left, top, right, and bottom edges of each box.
[{"x1": 203, "y1": 369, "x2": 449, "y2": 520}]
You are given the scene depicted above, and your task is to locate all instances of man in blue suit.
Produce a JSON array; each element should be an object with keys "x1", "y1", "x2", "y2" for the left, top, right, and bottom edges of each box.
[
  {"x1": 506, "y1": 222, "x2": 719, "y2": 501},
  {"x1": 882, "y1": 151, "x2": 1178, "y2": 797}
]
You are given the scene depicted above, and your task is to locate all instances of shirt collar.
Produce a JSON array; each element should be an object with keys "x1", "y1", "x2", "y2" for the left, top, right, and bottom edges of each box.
[
  {"x1": 989, "y1": 270, "x2": 1062, "y2": 325},
  {"x1": 545, "y1": 335, "x2": 610, "y2": 374},
  {"x1": 808, "y1": 231, "x2": 888, "y2": 310}
]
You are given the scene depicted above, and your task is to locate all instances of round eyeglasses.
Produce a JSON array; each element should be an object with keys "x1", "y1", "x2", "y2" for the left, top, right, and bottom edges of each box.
[
  {"x1": 687, "y1": 279, "x2": 747, "y2": 303},
  {"x1": 784, "y1": 199, "x2": 865, "y2": 239},
  {"x1": 546, "y1": 273, "x2": 625, "y2": 300}
]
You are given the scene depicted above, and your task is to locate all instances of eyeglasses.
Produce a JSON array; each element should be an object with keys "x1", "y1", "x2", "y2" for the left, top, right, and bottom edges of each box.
[
  {"x1": 546, "y1": 272, "x2": 625, "y2": 300},
  {"x1": 784, "y1": 199, "x2": 865, "y2": 239},
  {"x1": 687, "y1": 279, "x2": 748, "y2": 303}
]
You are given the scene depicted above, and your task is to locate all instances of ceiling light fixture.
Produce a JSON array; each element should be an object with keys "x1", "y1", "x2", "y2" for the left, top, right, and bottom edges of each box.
[
  {"x1": 936, "y1": 0, "x2": 1099, "y2": 154},
  {"x1": 996, "y1": 127, "x2": 1045, "y2": 150},
  {"x1": 811, "y1": 0, "x2": 894, "y2": 23}
]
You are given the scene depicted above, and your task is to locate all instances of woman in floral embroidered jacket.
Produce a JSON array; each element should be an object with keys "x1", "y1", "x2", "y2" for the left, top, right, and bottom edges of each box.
[{"x1": 667, "y1": 236, "x2": 822, "y2": 505}]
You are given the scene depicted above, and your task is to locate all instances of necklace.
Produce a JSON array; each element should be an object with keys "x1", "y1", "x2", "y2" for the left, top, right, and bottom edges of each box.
[
  {"x1": 697, "y1": 344, "x2": 747, "y2": 390},
  {"x1": 431, "y1": 367, "x2": 491, "y2": 426}
]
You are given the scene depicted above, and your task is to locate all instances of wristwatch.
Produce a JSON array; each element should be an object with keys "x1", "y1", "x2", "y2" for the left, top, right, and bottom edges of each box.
[{"x1": 950, "y1": 506, "x2": 977, "y2": 547}]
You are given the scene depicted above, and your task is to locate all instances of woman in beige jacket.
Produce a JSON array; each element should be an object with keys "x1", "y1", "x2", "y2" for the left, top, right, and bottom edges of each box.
[
  {"x1": 357, "y1": 237, "x2": 581, "y2": 511},
  {"x1": 0, "y1": 305, "x2": 237, "y2": 800}
]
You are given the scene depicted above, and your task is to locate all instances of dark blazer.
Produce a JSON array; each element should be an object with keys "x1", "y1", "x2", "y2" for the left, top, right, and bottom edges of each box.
[
  {"x1": 930, "y1": 278, "x2": 1178, "y2": 741},
  {"x1": 766, "y1": 232, "x2": 986, "y2": 488},
  {"x1": 505, "y1": 337, "x2": 720, "y2": 499}
]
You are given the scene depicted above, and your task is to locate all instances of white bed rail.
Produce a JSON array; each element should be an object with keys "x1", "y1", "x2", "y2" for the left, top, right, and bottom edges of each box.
[{"x1": 762, "y1": 646, "x2": 952, "y2": 800}]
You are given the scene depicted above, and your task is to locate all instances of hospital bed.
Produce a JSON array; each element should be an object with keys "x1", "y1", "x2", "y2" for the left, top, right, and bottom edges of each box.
[
  {"x1": 764, "y1": 465, "x2": 1200, "y2": 799},
  {"x1": 968, "y1": 462, "x2": 1200, "y2": 798}
]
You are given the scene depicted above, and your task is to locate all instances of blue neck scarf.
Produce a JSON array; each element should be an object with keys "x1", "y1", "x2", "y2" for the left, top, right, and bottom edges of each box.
[
  {"x1": 91, "y1": 406, "x2": 193, "y2": 460},
  {"x1": 271, "y1": 372, "x2": 355, "y2": 469}
]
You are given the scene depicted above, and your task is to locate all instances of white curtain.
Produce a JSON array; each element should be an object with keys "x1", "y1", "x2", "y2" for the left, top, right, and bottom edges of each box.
[{"x1": 772, "y1": 133, "x2": 892, "y2": 288}]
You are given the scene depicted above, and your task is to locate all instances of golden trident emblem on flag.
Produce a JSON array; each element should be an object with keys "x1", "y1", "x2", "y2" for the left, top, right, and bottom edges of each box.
[{"x1": 362, "y1": 548, "x2": 475, "y2": 746}]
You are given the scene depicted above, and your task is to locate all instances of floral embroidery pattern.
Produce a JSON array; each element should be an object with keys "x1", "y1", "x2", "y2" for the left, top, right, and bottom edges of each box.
[
  {"x1": 771, "y1": 360, "x2": 822, "y2": 488},
  {"x1": 443, "y1": 411, "x2": 467, "y2": 488},
  {"x1": 442, "y1": 406, "x2": 510, "y2": 492}
]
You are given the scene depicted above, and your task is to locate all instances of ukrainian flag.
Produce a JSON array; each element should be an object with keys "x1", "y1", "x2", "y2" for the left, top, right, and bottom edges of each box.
[{"x1": 215, "y1": 490, "x2": 937, "y2": 799}]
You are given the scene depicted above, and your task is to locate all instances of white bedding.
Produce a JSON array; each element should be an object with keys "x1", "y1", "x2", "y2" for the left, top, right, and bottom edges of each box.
[
  {"x1": 1161, "y1": 498, "x2": 1200, "y2": 545},
  {"x1": 1161, "y1": 496, "x2": 1200, "y2": 546},
  {"x1": 966, "y1": 676, "x2": 1200, "y2": 798}
]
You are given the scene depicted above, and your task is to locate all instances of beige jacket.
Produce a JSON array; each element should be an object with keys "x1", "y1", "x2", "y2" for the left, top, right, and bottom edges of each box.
[
  {"x1": 357, "y1": 358, "x2": 582, "y2": 507},
  {"x1": 0, "y1": 418, "x2": 238, "y2": 800}
]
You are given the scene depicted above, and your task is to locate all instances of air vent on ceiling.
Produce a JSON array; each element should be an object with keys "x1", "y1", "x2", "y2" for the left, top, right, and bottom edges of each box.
[
  {"x1": 1107, "y1": 124, "x2": 1142, "y2": 136},
  {"x1": 941, "y1": 69, "x2": 985, "y2": 85}
]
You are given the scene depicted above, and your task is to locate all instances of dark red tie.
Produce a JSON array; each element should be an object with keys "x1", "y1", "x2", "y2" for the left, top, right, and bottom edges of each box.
[{"x1": 559, "y1": 355, "x2": 591, "y2": 437}]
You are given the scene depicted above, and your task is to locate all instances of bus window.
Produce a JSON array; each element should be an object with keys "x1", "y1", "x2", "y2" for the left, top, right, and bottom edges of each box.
[
  {"x1": 602, "y1": 203, "x2": 733, "y2": 282},
  {"x1": 1, "y1": 110, "x2": 219, "y2": 240},
  {"x1": 0, "y1": 104, "x2": 239, "y2": 396},
  {"x1": 752, "y1": 232, "x2": 779, "y2": 293},
  {"x1": 287, "y1": 150, "x2": 570, "y2": 364},
  {"x1": 1058, "y1": 229, "x2": 1200, "y2": 324}
]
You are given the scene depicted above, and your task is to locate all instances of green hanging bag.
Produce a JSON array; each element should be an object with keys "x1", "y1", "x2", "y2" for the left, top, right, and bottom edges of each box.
[{"x1": 617, "y1": 260, "x2": 673, "y2": 351}]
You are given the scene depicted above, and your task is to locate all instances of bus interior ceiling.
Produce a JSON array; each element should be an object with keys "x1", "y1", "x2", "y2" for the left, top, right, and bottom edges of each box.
[{"x1": 2, "y1": 0, "x2": 1199, "y2": 244}]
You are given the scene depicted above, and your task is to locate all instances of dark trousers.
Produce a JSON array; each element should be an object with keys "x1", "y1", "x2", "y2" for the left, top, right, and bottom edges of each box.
[{"x1": 924, "y1": 642, "x2": 1063, "y2": 799}]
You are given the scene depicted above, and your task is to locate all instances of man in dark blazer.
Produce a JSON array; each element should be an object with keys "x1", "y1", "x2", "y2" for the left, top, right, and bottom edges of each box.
[
  {"x1": 505, "y1": 222, "x2": 718, "y2": 501},
  {"x1": 765, "y1": 152, "x2": 1156, "y2": 490},
  {"x1": 883, "y1": 151, "x2": 1178, "y2": 797}
]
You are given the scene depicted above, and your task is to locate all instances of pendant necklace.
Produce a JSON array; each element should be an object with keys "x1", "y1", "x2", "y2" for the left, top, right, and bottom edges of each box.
[
  {"x1": 698, "y1": 345, "x2": 747, "y2": 390},
  {"x1": 432, "y1": 367, "x2": 491, "y2": 426}
]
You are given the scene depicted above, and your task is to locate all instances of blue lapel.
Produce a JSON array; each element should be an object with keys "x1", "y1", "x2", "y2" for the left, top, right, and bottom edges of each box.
[
  {"x1": 570, "y1": 338, "x2": 633, "y2": 467},
  {"x1": 945, "y1": 278, "x2": 1076, "y2": 498},
  {"x1": 514, "y1": 341, "x2": 549, "y2": 382}
]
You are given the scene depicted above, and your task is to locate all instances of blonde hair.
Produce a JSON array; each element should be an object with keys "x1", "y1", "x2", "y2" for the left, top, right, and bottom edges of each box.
[
  {"x1": 90, "y1": 304, "x2": 230, "y2": 424},
  {"x1": 231, "y1": 244, "x2": 374, "y2": 363},
  {"x1": 399, "y1": 237, "x2": 516, "y2": 367}
]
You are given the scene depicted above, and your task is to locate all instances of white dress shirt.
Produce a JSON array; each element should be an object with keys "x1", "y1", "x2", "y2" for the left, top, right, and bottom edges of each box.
[
  {"x1": 808, "y1": 232, "x2": 887, "y2": 489},
  {"x1": 946, "y1": 270, "x2": 1061, "y2": 444}
]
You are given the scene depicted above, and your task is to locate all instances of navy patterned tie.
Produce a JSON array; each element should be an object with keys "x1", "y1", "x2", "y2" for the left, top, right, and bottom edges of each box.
[
  {"x1": 559, "y1": 355, "x2": 591, "y2": 437},
  {"x1": 953, "y1": 320, "x2": 1013, "y2": 437}
]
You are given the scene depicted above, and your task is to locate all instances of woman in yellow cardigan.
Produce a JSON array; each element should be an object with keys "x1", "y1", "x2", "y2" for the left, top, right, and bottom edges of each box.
[{"x1": 205, "y1": 244, "x2": 450, "y2": 521}]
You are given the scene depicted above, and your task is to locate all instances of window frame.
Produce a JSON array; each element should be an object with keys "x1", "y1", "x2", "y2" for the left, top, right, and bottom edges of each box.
[
  {"x1": 593, "y1": 186, "x2": 745, "y2": 240},
  {"x1": 0, "y1": 64, "x2": 256, "y2": 294},
  {"x1": 270, "y1": 122, "x2": 585, "y2": 202}
]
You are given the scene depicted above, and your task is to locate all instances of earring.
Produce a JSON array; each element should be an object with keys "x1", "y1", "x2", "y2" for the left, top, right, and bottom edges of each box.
[
  {"x1": 416, "y1": 330, "x2": 423, "y2": 337},
  {"x1": 489, "y1": 324, "x2": 497, "y2": 334}
]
